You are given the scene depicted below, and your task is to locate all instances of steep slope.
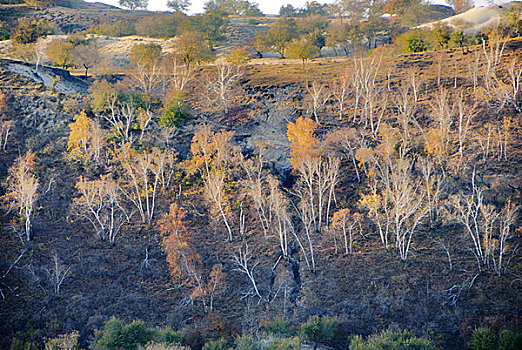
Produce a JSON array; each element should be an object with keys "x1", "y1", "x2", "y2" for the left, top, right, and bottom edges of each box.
[{"x1": 1, "y1": 41, "x2": 521, "y2": 350}]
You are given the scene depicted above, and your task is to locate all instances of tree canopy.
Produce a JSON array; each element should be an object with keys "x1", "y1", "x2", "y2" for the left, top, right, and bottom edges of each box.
[{"x1": 119, "y1": 0, "x2": 148, "y2": 10}]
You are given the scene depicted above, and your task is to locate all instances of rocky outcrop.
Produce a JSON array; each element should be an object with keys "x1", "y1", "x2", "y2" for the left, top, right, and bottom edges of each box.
[{"x1": 0, "y1": 58, "x2": 90, "y2": 95}]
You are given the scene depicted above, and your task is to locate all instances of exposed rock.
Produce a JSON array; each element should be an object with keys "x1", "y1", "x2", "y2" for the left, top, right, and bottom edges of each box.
[{"x1": 0, "y1": 58, "x2": 90, "y2": 95}]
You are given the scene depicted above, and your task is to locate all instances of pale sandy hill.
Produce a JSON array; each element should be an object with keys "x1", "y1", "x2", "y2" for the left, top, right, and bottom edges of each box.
[
  {"x1": 418, "y1": 5, "x2": 506, "y2": 33},
  {"x1": 0, "y1": 35, "x2": 180, "y2": 70}
]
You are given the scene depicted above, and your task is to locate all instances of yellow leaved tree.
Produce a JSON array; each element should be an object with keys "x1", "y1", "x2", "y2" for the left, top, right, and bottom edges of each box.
[
  {"x1": 286, "y1": 116, "x2": 319, "y2": 169},
  {"x1": 67, "y1": 110, "x2": 104, "y2": 163},
  {"x1": 286, "y1": 117, "x2": 340, "y2": 272}
]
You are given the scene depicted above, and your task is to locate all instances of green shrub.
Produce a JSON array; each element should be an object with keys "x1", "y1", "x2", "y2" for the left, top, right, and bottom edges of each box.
[
  {"x1": 159, "y1": 98, "x2": 191, "y2": 128},
  {"x1": 499, "y1": 330, "x2": 522, "y2": 350},
  {"x1": 91, "y1": 20, "x2": 136, "y2": 37},
  {"x1": 154, "y1": 328, "x2": 183, "y2": 346},
  {"x1": 264, "y1": 337, "x2": 301, "y2": 350},
  {"x1": 202, "y1": 339, "x2": 228, "y2": 350},
  {"x1": 299, "y1": 316, "x2": 345, "y2": 348},
  {"x1": 470, "y1": 328, "x2": 497, "y2": 350},
  {"x1": 12, "y1": 18, "x2": 54, "y2": 44},
  {"x1": 261, "y1": 318, "x2": 295, "y2": 338},
  {"x1": 349, "y1": 330, "x2": 435, "y2": 350},
  {"x1": 0, "y1": 20, "x2": 10, "y2": 40},
  {"x1": 95, "y1": 317, "x2": 155, "y2": 350},
  {"x1": 9, "y1": 339, "x2": 38, "y2": 350},
  {"x1": 235, "y1": 335, "x2": 260, "y2": 350},
  {"x1": 396, "y1": 29, "x2": 429, "y2": 53}
]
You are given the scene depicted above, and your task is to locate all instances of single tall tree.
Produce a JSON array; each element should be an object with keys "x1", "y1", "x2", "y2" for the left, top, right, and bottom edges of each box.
[{"x1": 2, "y1": 151, "x2": 39, "y2": 242}]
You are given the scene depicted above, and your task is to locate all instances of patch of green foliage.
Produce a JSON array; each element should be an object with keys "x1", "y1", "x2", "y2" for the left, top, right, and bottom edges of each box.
[
  {"x1": 299, "y1": 316, "x2": 345, "y2": 348},
  {"x1": 261, "y1": 318, "x2": 296, "y2": 338},
  {"x1": 396, "y1": 29, "x2": 429, "y2": 53},
  {"x1": 202, "y1": 339, "x2": 228, "y2": 350},
  {"x1": 91, "y1": 20, "x2": 136, "y2": 37},
  {"x1": 0, "y1": 20, "x2": 10, "y2": 40},
  {"x1": 349, "y1": 330, "x2": 435, "y2": 350},
  {"x1": 235, "y1": 335, "x2": 260, "y2": 350},
  {"x1": 470, "y1": 328, "x2": 522, "y2": 350},
  {"x1": 94, "y1": 317, "x2": 182, "y2": 350},
  {"x1": 264, "y1": 337, "x2": 301, "y2": 350},
  {"x1": 159, "y1": 98, "x2": 191, "y2": 128},
  {"x1": 12, "y1": 18, "x2": 55, "y2": 44}
]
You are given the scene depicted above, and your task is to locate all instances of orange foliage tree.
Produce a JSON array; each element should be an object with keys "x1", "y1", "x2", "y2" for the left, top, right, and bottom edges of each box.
[{"x1": 160, "y1": 203, "x2": 225, "y2": 312}]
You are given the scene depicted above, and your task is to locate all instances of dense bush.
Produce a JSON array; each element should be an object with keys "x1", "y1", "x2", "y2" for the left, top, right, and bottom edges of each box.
[
  {"x1": 91, "y1": 20, "x2": 136, "y2": 37},
  {"x1": 396, "y1": 29, "x2": 429, "y2": 53},
  {"x1": 349, "y1": 330, "x2": 435, "y2": 350},
  {"x1": 470, "y1": 328, "x2": 522, "y2": 350},
  {"x1": 234, "y1": 335, "x2": 301, "y2": 350},
  {"x1": 156, "y1": 329, "x2": 183, "y2": 346},
  {"x1": 263, "y1": 337, "x2": 301, "y2": 350},
  {"x1": 12, "y1": 18, "x2": 55, "y2": 44},
  {"x1": 94, "y1": 317, "x2": 182, "y2": 350},
  {"x1": 470, "y1": 328, "x2": 497, "y2": 350},
  {"x1": 202, "y1": 339, "x2": 228, "y2": 350},
  {"x1": 299, "y1": 316, "x2": 346, "y2": 349},
  {"x1": 95, "y1": 318, "x2": 153, "y2": 350},
  {"x1": 135, "y1": 13, "x2": 186, "y2": 38},
  {"x1": 0, "y1": 20, "x2": 10, "y2": 40},
  {"x1": 159, "y1": 98, "x2": 191, "y2": 128},
  {"x1": 235, "y1": 335, "x2": 260, "y2": 350},
  {"x1": 261, "y1": 318, "x2": 296, "y2": 338}
]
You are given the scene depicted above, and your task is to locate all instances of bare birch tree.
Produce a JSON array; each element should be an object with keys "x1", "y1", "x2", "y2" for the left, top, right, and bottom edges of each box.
[
  {"x1": 204, "y1": 169, "x2": 233, "y2": 241},
  {"x1": 332, "y1": 208, "x2": 362, "y2": 254},
  {"x1": 2, "y1": 151, "x2": 39, "y2": 242},
  {"x1": 306, "y1": 80, "x2": 330, "y2": 123},
  {"x1": 45, "y1": 254, "x2": 71, "y2": 295},
  {"x1": 0, "y1": 120, "x2": 13, "y2": 151},
  {"x1": 117, "y1": 146, "x2": 176, "y2": 224},
  {"x1": 73, "y1": 175, "x2": 130, "y2": 245},
  {"x1": 232, "y1": 243, "x2": 265, "y2": 301},
  {"x1": 492, "y1": 201, "x2": 519, "y2": 276},
  {"x1": 203, "y1": 59, "x2": 243, "y2": 114},
  {"x1": 331, "y1": 74, "x2": 350, "y2": 120}
]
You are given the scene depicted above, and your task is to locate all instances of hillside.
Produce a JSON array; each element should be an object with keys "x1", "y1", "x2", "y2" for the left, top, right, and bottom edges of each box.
[
  {"x1": 0, "y1": 0, "x2": 160, "y2": 33},
  {"x1": 418, "y1": 5, "x2": 505, "y2": 33},
  {"x1": 1, "y1": 32, "x2": 521, "y2": 350}
]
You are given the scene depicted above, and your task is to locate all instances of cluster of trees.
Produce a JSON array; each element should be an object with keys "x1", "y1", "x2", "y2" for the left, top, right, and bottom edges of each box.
[
  {"x1": 12, "y1": 314, "x2": 522, "y2": 350},
  {"x1": 5, "y1": 0, "x2": 521, "y2": 70},
  {"x1": 279, "y1": 1, "x2": 330, "y2": 17},
  {"x1": 117, "y1": 0, "x2": 264, "y2": 15},
  {"x1": 203, "y1": 0, "x2": 263, "y2": 16},
  {"x1": 256, "y1": 0, "x2": 440, "y2": 60}
]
